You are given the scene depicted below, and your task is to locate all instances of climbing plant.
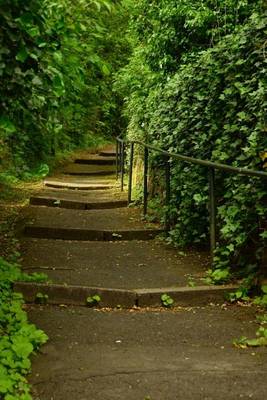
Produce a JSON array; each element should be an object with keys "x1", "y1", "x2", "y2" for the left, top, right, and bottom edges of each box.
[{"x1": 116, "y1": 0, "x2": 267, "y2": 281}]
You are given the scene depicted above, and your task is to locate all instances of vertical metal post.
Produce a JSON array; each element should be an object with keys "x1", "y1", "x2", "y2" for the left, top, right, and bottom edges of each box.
[
  {"x1": 119, "y1": 142, "x2": 122, "y2": 172},
  {"x1": 121, "y1": 142, "x2": 125, "y2": 192},
  {"x1": 128, "y1": 142, "x2": 134, "y2": 205},
  {"x1": 143, "y1": 147, "x2": 149, "y2": 216},
  {"x1": 116, "y1": 140, "x2": 119, "y2": 180},
  {"x1": 165, "y1": 157, "x2": 171, "y2": 232},
  {"x1": 208, "y1": 167, "x2": 216, "y2": 259}
]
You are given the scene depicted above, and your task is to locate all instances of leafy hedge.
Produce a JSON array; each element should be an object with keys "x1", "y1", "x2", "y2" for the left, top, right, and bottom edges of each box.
[
  {"x1": 0, "y1": 0, "x2": 129, "y2": 176},
  {"x1": 116, "y1": 0, "x2": 267, "y2": 280}
]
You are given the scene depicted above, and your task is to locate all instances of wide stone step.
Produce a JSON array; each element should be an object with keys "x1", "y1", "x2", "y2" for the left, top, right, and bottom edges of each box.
[
  {"x1": 30, "y1": 196, "x2": 127, "y2": 210},
  {"x1": 14, "y1": 281, "x2": 236, "y2": 307},
  {"x1": 75, "y1": 155, "x2": 116, "y2": 165},
  {"x1": 24, "y1": 226, "x2": 162, "y2": 241},
  {"x1": 98, "y1": 149, "x2": 116, "y2": 157},
  {"x1": 44, "y1": 180, "x2": 115, "y2": 191},
  {"x1": 27, "y1": 305, "x2": 264, "y2": 400},
  {"x1": 31, "y1": 188, "x2": 126, "y2": 202},
  {"x1": 22, "y1": 207, "x2": 163, "y2": 241},
  {"x1": 21, "y1": 239, "x2": 210, "y2": 289},
  {"x1": 64, "y1": 170, "x2": 115, "y2": 176},
  {"x1": 63, "y1": 164, "x2": 116, "y2": 176},
  {"x1": 46, "y1": 173, "x2": 116, "y2": 182}
]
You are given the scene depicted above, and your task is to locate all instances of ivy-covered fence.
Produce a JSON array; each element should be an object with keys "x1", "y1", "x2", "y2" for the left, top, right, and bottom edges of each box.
[{"x1": 116, "y1": 0, "x2": 267, "y2": 281}]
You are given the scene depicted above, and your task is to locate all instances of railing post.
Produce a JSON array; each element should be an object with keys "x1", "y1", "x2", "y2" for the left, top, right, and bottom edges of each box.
[
  {"x1": 208, "y1": 167, "x2": 216, "y2": 259},
  {"x1": 165, "y1": 156, "x2": 171, "y2": 232},
  {"x1": 116, "y1": 140, "x2": 119, "y2": 180},
  {"x1": 143, "y1": 147, "x2": 149, "y2": 216},
  {"x1": 121, "y1": 141, "x2": 125, "y2": 192},
  {"x1": 128, "y1": 142, "x2": 134, "y2": 205}
]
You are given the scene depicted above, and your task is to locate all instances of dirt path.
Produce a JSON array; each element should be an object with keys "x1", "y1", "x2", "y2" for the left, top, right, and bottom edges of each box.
[{"x1": 16, "y1": 145, "x2": 266, "y2": 399}]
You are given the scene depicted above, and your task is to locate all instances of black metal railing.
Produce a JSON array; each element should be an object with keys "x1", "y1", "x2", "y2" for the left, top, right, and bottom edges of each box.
[{"x1": 116, "y1": 137, "x2": 267, "y2": 259}]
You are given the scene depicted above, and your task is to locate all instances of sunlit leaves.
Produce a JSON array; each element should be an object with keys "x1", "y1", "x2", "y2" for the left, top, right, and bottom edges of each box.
[
  {"x1": 117, "y1": 0, "x2": 267, "y2": 279},
  {"x1": 0, "y1": 0, "x2": 129, "y2": 174}
]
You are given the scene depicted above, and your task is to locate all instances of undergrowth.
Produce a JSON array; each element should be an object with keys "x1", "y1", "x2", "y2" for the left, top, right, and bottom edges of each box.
[
  {"x1": 0, "y1": 133, "x2": 109, "y2": 201},
  {"x1": 0, "y1": 257, "x2": 48, "y2": 399},
  {"x1": 226, "y1": 282, "x2": 267, "y2": 347}
]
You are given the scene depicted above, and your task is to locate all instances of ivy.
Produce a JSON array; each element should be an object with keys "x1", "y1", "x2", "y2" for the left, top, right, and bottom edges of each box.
[
  {"x1": 0, "y1": 257, "x2": 48, "y2": 399},
  {"x1": 234, "y1": 311, "x2": 267, "y2": 348},
  {"x1": 116, "y1": 0, "x2": 267, "y2": 281}
]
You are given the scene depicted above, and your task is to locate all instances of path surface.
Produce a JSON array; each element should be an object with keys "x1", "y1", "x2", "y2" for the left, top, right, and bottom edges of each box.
[{"x1": 17, "y1": 145, "x2": 266, "y2": 399}]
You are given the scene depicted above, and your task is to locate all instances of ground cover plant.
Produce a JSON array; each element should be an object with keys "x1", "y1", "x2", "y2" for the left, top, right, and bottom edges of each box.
[{"x1": 0, "y1": 258, "x2": 48, "y2": 399}]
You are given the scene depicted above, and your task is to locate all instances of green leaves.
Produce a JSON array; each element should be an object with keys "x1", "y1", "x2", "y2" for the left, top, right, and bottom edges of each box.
[
  {"x1": 86, "y1": 294, "x2": 101, "y2": 307},
  {"x1": 0, "y1": 117, "x2": 16, "y2": 134},
  {"x1": 11, "y1": 339, "x2": 33, "y2": 360},
  {"x1": 0, "y1": 0, "x2": 129, "y2": 177},
  {"x1": 0, "y1": 366, "x2": 14, "y2": 394},
  {"x1": 207, "y1": 268, "x2": 231, "y2": 284},
  {"x1": 117, "y1": 0, "x2": 267, "y2": 280},
  {"x1": 16, "y1": 13, "x2": 40, "y2": 38},
  {"x1": 0, "y1": 257, "x2": 48, "y2": 398},
  {"x1": 161, "y1": 294, "x2": 174, "y2": 308},
  {"x1": 234, "y1": 312, "x2": 267, "y2": 348},
  {"x1": 16, "y1": 48, "x2": 29, "y2": 63},
  {"x1": 52, "y1": 73, "x2": 65, "y2": 97},
  {"x1": 35, "y1": 293, "x2": 49, "y2": 305}
]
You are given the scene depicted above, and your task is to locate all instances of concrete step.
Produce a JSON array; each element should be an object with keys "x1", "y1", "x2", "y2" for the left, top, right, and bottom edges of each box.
[
  {"x1": 27, "y1": 305, "x2": 264, "y2": 400},
  {"x1": 21, "y1": 239, "x2": 210, "y2": 289},
  {"x1": 64, "y1": 170, "x2": 115, "y2": 176},
  {"x1": 30, "y1": 196, "x2": 127, "y2": 210},
  {"x1": 63, "y1": 164, "x2": 116, "y2": 176},
  {"x1": 22, "y1": 207, "x2": 163, "y2": 241},
  {"x1": 98, "y1": 149, "x2": 116, "y2": 157},
  {"x1": 30, "y1": 187, "x2": 127, "y2": 210},
  {"x1": 15, "y1": 281, "x2": 236, "y2": 307},
  {"x1": 24, "y1": 226, "x2": 162, "y2": 241},
  {"x1": 44, "y1": 173, "x2": 117, "y2": 190},
  {"x1": 75, "y1": 155, "x2": 116, "y2": 165},
  {"x1": 44, "y1": 180, "x2": 115, "y2": 191},
  {"x1": 31, "y1": 188, "x2": 126, "y2": 201}
]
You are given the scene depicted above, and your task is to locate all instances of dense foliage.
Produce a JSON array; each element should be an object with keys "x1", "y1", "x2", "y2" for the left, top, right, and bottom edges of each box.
[
  {"x1": 0, "y1": 258, "x2": 48, "y2": 399},
  {"x1": 116, "y1": 0, "x2": 267, "y2": 280},
  {"x1": 0, "y1": 0, "x2": 129, "y2": 178}
]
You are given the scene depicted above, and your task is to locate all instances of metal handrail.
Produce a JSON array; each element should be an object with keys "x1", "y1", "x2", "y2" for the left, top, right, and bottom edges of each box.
[
  {"x1": 116, "y1": 136, "x2": 267, "y2": 260},
  {"x1": 117, "y1": 137, "x2": 267, "y2": 179}
]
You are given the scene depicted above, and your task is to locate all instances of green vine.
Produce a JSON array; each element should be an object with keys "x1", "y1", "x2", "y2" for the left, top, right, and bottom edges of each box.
[{"x1": 116, "y1": 0, "x2": 267, "y2": 281}]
